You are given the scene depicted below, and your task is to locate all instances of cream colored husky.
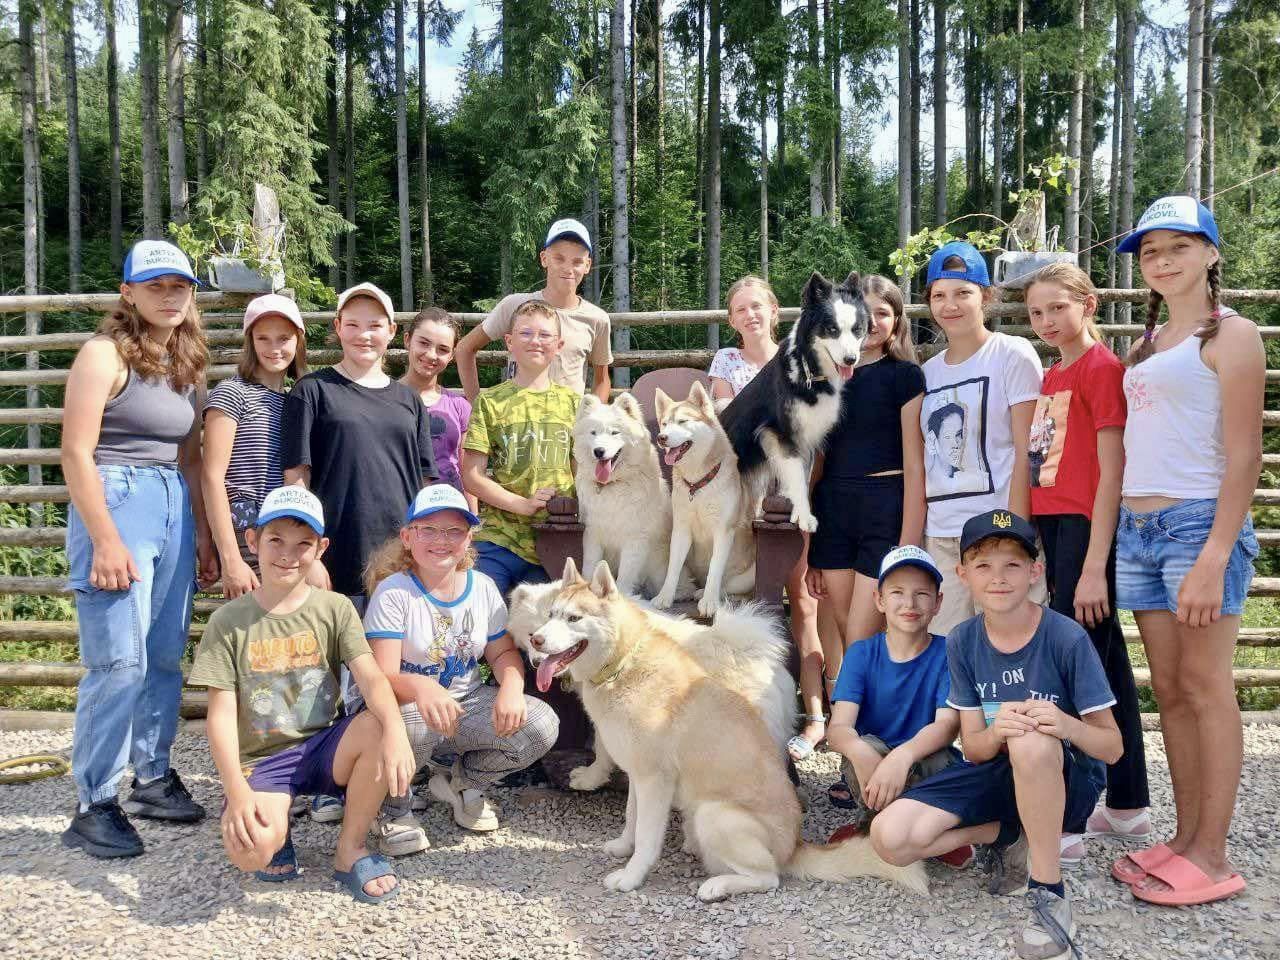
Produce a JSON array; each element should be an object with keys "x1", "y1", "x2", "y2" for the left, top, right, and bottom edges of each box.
[
  {"x1": 525, "y1": 559, "x2": 928, "y2": 902},
  {"x1": 507, "y1": 579, "x2": 797, "y2": 791}
]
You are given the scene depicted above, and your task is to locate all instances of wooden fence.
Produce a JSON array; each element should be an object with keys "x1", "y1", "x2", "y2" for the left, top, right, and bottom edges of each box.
[{"x1": 2, "y1": 288, "x2": 1279, "y2": 721}]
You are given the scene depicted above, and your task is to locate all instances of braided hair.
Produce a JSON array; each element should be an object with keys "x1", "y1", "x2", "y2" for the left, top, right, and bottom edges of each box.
[{"x1": 1127, "y1": 245, "x2": 1225, "y2": 367}]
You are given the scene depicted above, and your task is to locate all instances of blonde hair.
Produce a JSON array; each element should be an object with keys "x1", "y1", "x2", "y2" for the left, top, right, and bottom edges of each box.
[
  {"x1": 238, "y1": 315, "x2": 308, "y2": 383},
  {"x1": 1128, "y1": 234, "x2": 1225, "y2": 367},
  {"x1": 511, "y1": 299, "x2": 561, "y2": 335},
  {"x1": 362, "y1": 530, "x2": 476, "y2": 597},
  {"x1": 101, "y1": 293, "x2": 208, "y2": 389},
  {"x1": 861, "y1": 274, "x2": 918, "y2": 363},
  {"x1": 1023, "y1": 262, "x2": 1102, "y2": 344},
  {"x1": 725, "y1": 275, "x2": 781, "y2": 343}
]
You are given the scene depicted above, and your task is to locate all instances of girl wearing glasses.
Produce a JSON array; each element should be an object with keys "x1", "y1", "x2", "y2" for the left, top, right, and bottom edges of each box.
[{"x1": 357, "y1": 484, "x2": 559, "y2": 849}]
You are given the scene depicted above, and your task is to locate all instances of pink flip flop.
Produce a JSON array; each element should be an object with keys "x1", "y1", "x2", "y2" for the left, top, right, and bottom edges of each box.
[
  {"x1": 1112, "y1": 842, "x2": 1174, "y2": 885},
  {"x1": 1132, "y1": 853, "x2": 1246, "y2": 907}
]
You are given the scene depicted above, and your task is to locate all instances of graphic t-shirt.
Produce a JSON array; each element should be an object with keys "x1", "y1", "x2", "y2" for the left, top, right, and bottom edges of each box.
[
  {"x1": 832, "y1": 632, "x2": 950, "y2": 748},
  {"x1": 945, "y1": 606, "x2": 1116, "y2": 779},
  {"x1": 204, "y1": 375, "x2": 288, "y2": 507},
  {"x1": 187, "y1": 589, "x2": 371, "y2": 764},
  {"x1": 482, "y1": 292, "x2": 613, "y2": 395},
  {"x1": 1029, "y1": 343, "x2": 1127, "y2": 519},
  {"x1": 423, "y1": 390, "x2": 472, "y2": 492},
  {"x1": 357, "y1": 569, "x2": 507, "y2": 704},
  {"x1": 463, "y1": 380, "x2": 580, "y2": 563},
  {"x1": 708, "y1": 347, "x2": 765, "y2": 396},
  {"x1": 920, "y1": 332, "x2": 1044, "y2": 537}
]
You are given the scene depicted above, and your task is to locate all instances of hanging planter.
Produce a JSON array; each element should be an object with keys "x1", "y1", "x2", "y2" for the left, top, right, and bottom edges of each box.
[
  {"x1": 207, "y1": 255, "x2": 285, "y2": 293},
  {"x1": 172, "y1": 184, "x2": 287, "y2": 294}
]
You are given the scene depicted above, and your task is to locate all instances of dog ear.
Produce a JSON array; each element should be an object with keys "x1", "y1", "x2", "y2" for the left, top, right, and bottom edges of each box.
[
  {"x1": 802, "y1": 272, "x2": 833, "y2": 307},
  {"x1": 653, "y1": 387, "x2": 672, "y2": 421},
  {"x1": 577, "y1": 394, "x2": 600, "y2": 420},
  {"x1": 842, "y1": 270, "x2": 861, "y2": 291},
  {"x1": 614, "y1": 391, "x2": 644, "y2": 423},
  {"x1": 562, "y1": 557, "x2": 584, "y2": 585},
  {"x1": 590, "y1": 560, "x2": 617, "y2": 598},
  {"x1": 688, "y1": 380, "x2": 716, "y2": 417}
]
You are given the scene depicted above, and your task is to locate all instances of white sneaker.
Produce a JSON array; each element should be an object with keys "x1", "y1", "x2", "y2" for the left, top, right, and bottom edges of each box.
[
  {"x1": 376, "y1": 811, "x2": 430, "y2": 856},
  {"x1": 428, "y1": 771, "x2": 499, "y2": 832}
]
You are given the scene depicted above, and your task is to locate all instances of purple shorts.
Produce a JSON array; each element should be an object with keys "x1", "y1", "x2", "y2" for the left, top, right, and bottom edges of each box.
[{"x1": 244, "y1": 715, "x2": 355, "y2": 798}]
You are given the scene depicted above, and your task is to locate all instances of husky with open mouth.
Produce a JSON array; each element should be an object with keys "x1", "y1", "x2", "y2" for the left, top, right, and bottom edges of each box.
[
  {"x1": 719, "y1": 271, "x2": 870, "y2": 532},
  {"x1": 525, "y1": 559, "x2": 928, "y2": 901}
]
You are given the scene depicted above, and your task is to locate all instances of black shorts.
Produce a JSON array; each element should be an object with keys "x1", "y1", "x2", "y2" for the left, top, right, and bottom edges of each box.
[{"x1": 808, "y1": 475, "x2": 904, "y2": 578}]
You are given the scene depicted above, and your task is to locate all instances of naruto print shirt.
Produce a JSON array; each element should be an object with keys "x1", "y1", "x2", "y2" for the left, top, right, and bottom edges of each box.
[{"x1": 188, "y1": 590, "x2": 371, "y2": 763}]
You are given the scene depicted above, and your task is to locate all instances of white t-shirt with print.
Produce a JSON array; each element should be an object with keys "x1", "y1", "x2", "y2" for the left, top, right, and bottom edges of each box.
[
  {"x1": 920, "y1": 331, "x2": 1043, "y2": 538},
  {"x1": 358, "y1": 569, "x2": 508, "y2": 703},
  {"x1": 708, "y1": 347, "x2": 763, "y2": 396}
]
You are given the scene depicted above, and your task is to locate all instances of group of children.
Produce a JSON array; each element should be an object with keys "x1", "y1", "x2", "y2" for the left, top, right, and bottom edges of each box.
[{"x1": 55, "y1": 196, "x2": 1261, "y2": 954}]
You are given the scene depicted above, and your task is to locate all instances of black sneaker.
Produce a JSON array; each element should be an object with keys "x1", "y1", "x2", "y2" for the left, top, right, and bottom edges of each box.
[
  {"x1": 62, "y1": 800, "x2": 145, "y2": 859},
  {"x1": 122, "y1": 770, "x2": 206, "y2": 823}
]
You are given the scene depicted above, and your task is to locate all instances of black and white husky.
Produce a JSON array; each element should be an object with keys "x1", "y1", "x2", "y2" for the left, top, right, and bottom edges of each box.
[{"x1": 719, "y1": 271, "x2": 870, "y2": 532}]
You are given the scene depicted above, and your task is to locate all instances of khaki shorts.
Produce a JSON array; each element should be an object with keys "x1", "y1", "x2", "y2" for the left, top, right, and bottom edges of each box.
[{"x1": 925, "y1": 534, "x2": 1049, "y2": 637}]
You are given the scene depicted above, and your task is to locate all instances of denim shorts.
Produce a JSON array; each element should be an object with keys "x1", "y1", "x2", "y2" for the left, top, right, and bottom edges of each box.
[{"x1": 1115, "y1": 498, "x2": 1259, "y2": 615}]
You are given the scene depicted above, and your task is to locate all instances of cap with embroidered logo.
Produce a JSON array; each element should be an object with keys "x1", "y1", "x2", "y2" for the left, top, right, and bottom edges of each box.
[
  {"x1": 1117, "y1": 195, "x2": 1220, "y2": 254},
  {"x1": 256, "y1": 486, "x2": 325, "y2": 536},
  {"x1": 877, "y1": 545, "x2": 943, "y2": 587},
  {"x1": 335, "y1": 282, "x2": 396, "y2": 323},
  {"x1": 122, "y1": 240, "x2": 200, "y2": 286},
  {"x1": 543, "y1": 218, "x2": 593, "y2": 256},
  {"x1": 960, "y1": 509, "x2": 1038, "y2": 560},
  {"x1": 925, "y1": 240, "x2": 991, "y2": 288},
  {"x1": 406, "y1": 484, "x2": 481, "y2": 527}
]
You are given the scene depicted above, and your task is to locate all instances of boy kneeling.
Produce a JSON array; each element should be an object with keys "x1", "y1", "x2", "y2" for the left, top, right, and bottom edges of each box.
[
  {"x1": 188, "y1": 487, "x2": 416, "y2": 904},
  {"x1": 871, "y1": 511, "x2": 1122, "y2": 960}
]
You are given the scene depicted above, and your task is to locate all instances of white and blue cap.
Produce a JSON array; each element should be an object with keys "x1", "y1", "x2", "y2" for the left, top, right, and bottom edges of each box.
[
  {"x1": 925, "y1": 240, "x2": 991, "y2": 288},
  {"x1": 406, "y1": 484, "x2": 481, "y2": 527},
  {"x1": 877, "y1": 545, "x2": 943, "y2": 588},
  {"x1": 543, "y1": 217, "x2": 593, "y2": 256},
  {"x1": 1117, "y1": 195, "x2": 1220, "y2": 254},
  {"x1": 256, "y1": 486, "x2": 325, "y2": 536},
  {"x1": 122, "y1": 240, "x2": 200, "y2": 286}
]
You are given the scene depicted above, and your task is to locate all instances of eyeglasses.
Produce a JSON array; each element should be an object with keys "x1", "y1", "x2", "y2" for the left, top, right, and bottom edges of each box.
[
  {"x1": 406, "y1": 526, "x2": 469, "y2": 544},
  {"x1": 514, "y1": 329, "x2": 557, "y2": 344}
]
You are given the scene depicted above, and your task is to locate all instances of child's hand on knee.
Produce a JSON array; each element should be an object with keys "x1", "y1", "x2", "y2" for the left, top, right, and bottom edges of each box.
[
  {"x1": 221, "y1": 785, "x2": 267, "y2": 852},
  {"x1": 1021, "y1": 699, "x2": 1075, "y2": 741},
  {"x1": 379, "y1": 727, "x2": 417, "y2": 799},
  {"x1": 417, "y1": 684, "x2": 464, "y2": 737},
  {"x1": 863, "y1": 750, "x2": 912, "y2": 811},
  {"x1": 992, "y1": 702, "x2": 1038, "y2": 741},
  {"x1": 492, "y1": 685, "x2": 527, "y2": 738}
]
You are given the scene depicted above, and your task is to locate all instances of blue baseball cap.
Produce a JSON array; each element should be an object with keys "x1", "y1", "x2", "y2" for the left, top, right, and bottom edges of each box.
[
  {"x1": 1117, "y1": 195, "x2": 1220, "y2": 254},
  {"x1": 877, "y1": 545, "x2": 943, "y2": 588},
  {"x1": 256, "y1": 486, "x2": 325, "y2": 537},
  {"x1": 925, "y1": 241, "x2": 991, "y2": 287},
  {"x1": 406, "y1": 484, "x2": 481, "y2": 527},
  {"x1": 122, "y1": 240, "x2": 200, "y2": 286}
]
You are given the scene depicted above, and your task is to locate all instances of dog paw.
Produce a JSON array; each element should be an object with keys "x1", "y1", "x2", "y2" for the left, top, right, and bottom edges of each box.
[
  {"x1": 604, "y1": 867, "x2": 646, "y2": 892},
  {"x1": 697, "y1": 593, "x2": 720, "y2": 618},
  {"x1": 791, "y1": 509, "x2": 818, "y2": 533},
  {"x1": 696, "y1": 877, "x2": 732, "y2": 902},
  {"x1": 651, "y1": 591, "x2": 674, "y2": 610},
  {"x1": 569, "y1": 765, "x2": 611, "y2": 792},
  {"x1": 602, "y1": 837, "x2": 635, "y2": 859}
]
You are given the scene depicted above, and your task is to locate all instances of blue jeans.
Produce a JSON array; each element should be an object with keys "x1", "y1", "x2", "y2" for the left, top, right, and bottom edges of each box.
[
  {"x1": 68, "y1": 465, "x2": 196, "y2": 806},
  {"x1": 474, "y1": 541, "x2": 549, "y2": 597}
]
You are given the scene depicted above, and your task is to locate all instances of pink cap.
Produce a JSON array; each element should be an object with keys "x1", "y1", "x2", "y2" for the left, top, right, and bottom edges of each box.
[
  {"x1": 243, "y1": 294, "x2": 305, "y2": 333},
  {"x1": 336, "y1": 282, "x2": 396, "y2": 322}
]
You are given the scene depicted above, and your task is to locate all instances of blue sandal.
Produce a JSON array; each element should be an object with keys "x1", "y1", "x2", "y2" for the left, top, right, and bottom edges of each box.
[
  {"x1": 333, "y1": 852, "x2": 400, "y2": 904},
  {"x1": 254, "y1": 829, "x2": 300, "y2": 883}
]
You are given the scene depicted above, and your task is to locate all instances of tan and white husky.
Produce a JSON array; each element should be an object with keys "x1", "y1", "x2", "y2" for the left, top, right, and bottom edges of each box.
[
  {"x1": 525, "y1": 559, "x2": 928, "y2": 902},
  {"x1": 651, "y1": 381, "x2": 755, "y2": 616}
]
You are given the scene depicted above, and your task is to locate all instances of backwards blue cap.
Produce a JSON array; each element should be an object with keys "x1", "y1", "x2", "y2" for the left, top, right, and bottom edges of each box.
[{"x1": 925, "y1": 241, "x2": 991, "y2": 288}]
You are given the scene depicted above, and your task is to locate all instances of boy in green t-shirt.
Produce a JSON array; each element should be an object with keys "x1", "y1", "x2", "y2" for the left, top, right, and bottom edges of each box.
[
  {"x1": 187, "y1": 486, "x2": 416, "y2": 905},
  {"x1": 461, "y1": 299, "x2": 580, "y2": 596}
]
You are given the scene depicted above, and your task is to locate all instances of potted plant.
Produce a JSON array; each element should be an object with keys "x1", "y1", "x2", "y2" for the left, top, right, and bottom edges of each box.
[{"x1": 172, "y1": 185, "x2": 287, "y2": 293}]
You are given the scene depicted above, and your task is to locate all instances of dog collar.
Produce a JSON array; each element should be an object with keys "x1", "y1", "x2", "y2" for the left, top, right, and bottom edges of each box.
[
  {"x1": 681, "y1": 461, "x2": 722, "y2": 499},
  {"x1": 589, "y1": 639, "x2": 643, "y2": 686}
]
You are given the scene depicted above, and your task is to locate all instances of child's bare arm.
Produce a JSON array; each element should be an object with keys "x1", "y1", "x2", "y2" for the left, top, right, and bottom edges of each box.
[
  {"x1": 892, "y1": 707, "x2": 959, "y2": 765},
  {"x1": 455, "y1": 326, "x2": 490, "y2": 402},
  {"x1": 347, "y1": 653, "x2": 416, "y2": 798},
  {"x1": 1007, "y1": 399, "x2": 1037, "y2": 520},
  {"x1": 461, "y1": 450, "x2": 551, "y2": 516}
]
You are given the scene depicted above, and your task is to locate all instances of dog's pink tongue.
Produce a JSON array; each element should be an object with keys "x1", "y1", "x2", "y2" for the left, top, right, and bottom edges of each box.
[
  {"x1": 837, "y1": 363, "x2": 855, "y2": 381},
  {"x1": 595, "y1": 457, "x2": 615, "y2": 484},
  {"x1": 663, "y1": 447, "x2": 681, "y2": 467},
  {"x1": 535, "y1": 653, "x2": 563, "y2": 693}
]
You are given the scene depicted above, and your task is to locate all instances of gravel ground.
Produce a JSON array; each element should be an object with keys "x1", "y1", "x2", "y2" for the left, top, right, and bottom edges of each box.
[{"x1": 0, "y1": 725, "x2": 1277, "y2": 960}]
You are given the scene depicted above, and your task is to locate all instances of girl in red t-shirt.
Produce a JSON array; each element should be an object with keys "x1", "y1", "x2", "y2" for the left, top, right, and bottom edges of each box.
[{"x1": 1025, "y1": 262, "x2": 1150, "y2": 864}]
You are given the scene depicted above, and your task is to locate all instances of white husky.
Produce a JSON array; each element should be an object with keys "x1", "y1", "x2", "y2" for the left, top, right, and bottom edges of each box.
[
  {"x1": 507, "y1": 579, "x2": 796, "y2": 792},
  {"x1": 651, "y1": 381, "x2": 756, "y2": 617},
  {"x1": 572, "y1": 393, "x2": 692, "y2": 599},
  {"x1": 526, "y1": 560, "x2": 928, "y2": 902}
]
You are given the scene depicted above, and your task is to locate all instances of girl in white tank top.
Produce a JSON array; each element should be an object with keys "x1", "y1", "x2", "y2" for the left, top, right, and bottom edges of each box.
[{"x1": 1111, "y1": 197, "x2": 1263, "y2": 908}]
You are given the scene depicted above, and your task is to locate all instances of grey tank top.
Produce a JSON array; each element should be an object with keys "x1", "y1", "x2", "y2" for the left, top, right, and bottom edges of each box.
[{"x1": 94, "y1": 370, "x2": 197, "y2": 467}]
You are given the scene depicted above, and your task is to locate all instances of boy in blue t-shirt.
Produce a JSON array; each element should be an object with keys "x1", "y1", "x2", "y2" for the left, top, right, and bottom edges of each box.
[
  {"x1": 825, "y1": 546, "x2": 960, "y2": 844},
  {"x1": 871, "y1": 511, "x2": 1122, "y2": 960}
]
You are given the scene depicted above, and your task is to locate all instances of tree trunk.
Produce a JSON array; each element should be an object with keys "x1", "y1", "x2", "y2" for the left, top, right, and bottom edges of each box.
[
  {"x1": 990, "y1": 5, "x2": 1002, "y2": 224},
  {"x1": 418, "y1": 0, "x2": 433, "y2": 303},
  {"x1": 611, "y1": 0, "x2": 631, "y2": 384},
  {"x1": 20, "y1": 0, "x2": 43, "y2": 496},
  {"x1": 760, "y1": 90, "x2": 769, "y2": 279},
  {"x1": 344, "y1": 0, "x2": 356, "y2": 285},
  {"x1": 195, "y1": 0, "x2": 208, "y2": 189},
  {"x1": 139, "y1": 0, "x2": 164, "y2": 239},
  {"x1": 1080, "y1": 57, "x2": 1095, "y2": 272},
  {"x1": 694, "y1": 0, "x2": 704, "y2": 254},
  {"x1": 1107, "y1": 1, "x2": 1122, "y2": 320},
  {"x1": 807, "y1": 0, "x2": 822, "y2": 217},
  {"x1": 1015, "y1": 0, "x2": 1024, "y2": 191},
  {"x1": 909, "y1": 0, "x2": 920, "y2": 233},
  {"x1": 63, "y1": 0, "x2": 82, "y2": 292},
  {"x1": 775, "y1": 0, "x2": 785, "y2": 180},
  {"x1": 629, "y1": 0, "x2": 638, "y2": 222},
  {"x1": 1119, "y1": 3, "x2": 1137, "y2": 321},
  {"x1": 106, "y1": 0, "x2": 122, "y2": 268},
  {"x1": 37, "y1": 11, "x2": 52, "y2": 109},
  {"x1": 828, "y1": 0, "x2": 841, "y2": 224},
  {"x1": 166, "y1": 0, "x2": 188, "y2": 224},
  {"x1": 1202, "y1": 7, "x2": 1214, "y2": 209},
  {"x1": 1064, "y1": 0, "x2": 1084, "y2": 253},
  {"x1": 933, "y1": 0, "x2": 946, "y2": 221},
  {"x1": 897, "y1": 0, "x2": 911, "y2": 297},
  {"x1": 328, "y1": 0, "x2": 341, "y2": 290},
  {"x1": 1184, "y1": 0, "x2": 1204, "y2": 197},
  {"x1": 704, "y1": 0, "x2": 721, "y2": 331},
  {"x1": 654, "y1": 0, "x2": 666, "y2": 308},
  {"x1": 394, "y1": 0, "x2": 413, "y2": 308},
  {"x1": 963, "y1": 24, "x2": 975, "y2": 205},
  {"x1": 587, "y1": 173, "x2": 601, "y2": 303}
]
